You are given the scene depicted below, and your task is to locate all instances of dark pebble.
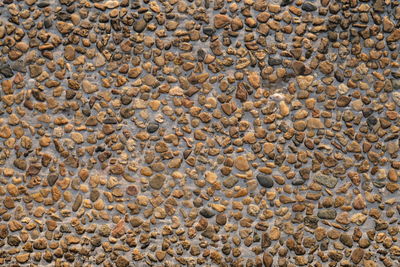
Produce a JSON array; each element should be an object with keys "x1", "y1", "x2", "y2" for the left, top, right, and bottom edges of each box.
[
  {"x1": 334, "y1": 70, "x2": 344, "y2": 82},
  {"x1": 47, "y1": 173, "x2": 59, "y2": 186},
  {"x1": 268, "y1": 56, "x2": 282, "y2": 66},
  {"x1": 0, "y1": 65, "x2": 14, "y2": 78},
  {"x1": 44, "y1": 18, "x2": 53, "y2": 28},
  {"x1": 304, "y1": 216, "x2": 319, "y2": 229},
  {"x1": 392, "y1": 79, "x2": 400, "y2": 89},
  {"x1": 367, "y1": 116, "x2": 377, "y2": 127},
  {"x1": 280, "y1": 0, "x2": 294, "y2": 6},
  {"x1": 38, "y1": 2, "x2": 50, "y2": 7},
  {"x1": 197, "y1": 49, "x2": 206, "y2": 62},
  {"x1": 362, "y1": 108, "x2": 373, "y2": 118},
  {"x1": 292, "y1": 178, "x2": 305, "y2": 185},
  {"x1": 256, "y1": 174, "x2": 274, "y2": 188},
  {"x1": 203, "y1": 26, "x2": 216, "y2": 36},
  {"x1": 147, "y1": 123, "x2": 159, "y2": 133},
  {"x1": 104, "y1": 117, "x2": 117, "y2": 124},
  {"x1": 90, "y1": 189, "x2": 100, "y2": 202},
  {"x1": 302, "y1": 2, "x2": 317, "y2": 11},
  {"x1": 200, "y1": 208, "x2": 215, "y2": 218}
]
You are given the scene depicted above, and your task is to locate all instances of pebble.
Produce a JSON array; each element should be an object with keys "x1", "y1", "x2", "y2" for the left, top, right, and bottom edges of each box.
[
  {"x1": 313, "y1": 172, "x2": 338, "y2": 188},
  {"x1": 317, "y1": 209, "x2": 337, "y2": 220},
  {"x1": 149, "y1": 174, "x2": 166, "y2": 190},
  {"x1": 234, "y1": 155, "x2": 250, "y2": 171},
  {"x1": 200, "y1": 208, "x2": 215, "y2": 218},
  {"x1": 256, "y1": 174, "x2": 274, "y2": 188}
]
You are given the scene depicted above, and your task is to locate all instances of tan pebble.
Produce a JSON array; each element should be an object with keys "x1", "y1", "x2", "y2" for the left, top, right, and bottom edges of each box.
[
  {"x1": 234, "y1": 155, "x2": 250, "y2": 171},
  {"x1": 296, "y1": 75, "x2": 314, "y2": 90},
  {"x1": 214, "y1": 14, "x2": 231, "y2": 28},
  {"x1": 15, "y1": 253, "x2": 30, "y2": 263}
]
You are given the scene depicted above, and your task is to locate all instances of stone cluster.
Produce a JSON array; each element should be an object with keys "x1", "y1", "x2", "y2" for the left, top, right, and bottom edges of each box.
[{"x1": 0, "y1": 0, "x2": 400, "y2": 266}]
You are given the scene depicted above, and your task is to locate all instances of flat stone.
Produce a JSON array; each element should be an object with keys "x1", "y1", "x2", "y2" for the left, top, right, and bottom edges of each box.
[
  {"x1": 72, "y1": 194, "x2": 82, "y2": 211},
  {"x1": 29, "y1": 65, "x2": 43, "y2": 78},
  {"x1": 307, "y1": 118, "x2": 324, "y2": 129},
  {"x1": 313, "y1": 172, "x2": 338, "y2": 188},
  {"x1": 302, "y1": 1, "x2": 317, "y2": 11},
  {"x1": 0, "y1": 65, "x2": 14, "y2": 77},
  {"x1": 214, "y1": 14, "x2": 231, "y2": 28},
  {"x1": 317, "y1": 209, "x2": 337, "y2": 219}
]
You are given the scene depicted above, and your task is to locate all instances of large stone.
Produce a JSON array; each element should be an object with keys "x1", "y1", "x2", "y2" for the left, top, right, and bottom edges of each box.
[
  {"x1": 64, "y1": 45, "x2": 75, "y2": 60},
  {"x1": 29, "y1": 65, "x2": 43, "y2": 78},
  {"x1": 149, "y1": 174, "x2": 165, "y2": 190},
  {"x1": 317, "y1": 209, "x2": 337, "y2": 219},
  {"x1": 387, "y1": 29, "x2": 400, "y2": 42},
  {"x1": 214, "y1": 14, "x2": 231, "y2": 28},
  {"x1": 392, "y1": 92, "x2": 400, "y2": 106},
  {"x1": 234, "y1": 155, "x2": 250, "y2": 171},
  {"x1": 296, "y1": 75, "x2": 314, "y2": 89},
  {"x1": 313, "y1": 172, "x2": 338, "y2": 188},
  {"x1": 319, "y1": 61, "x2": 334, "y2": 74},
  {"x1": 307, "y1": 118, "x2": 324, "y2": 129},
  {"x1": 82, "y1": 80, "x2": 98, "y2": 94}
]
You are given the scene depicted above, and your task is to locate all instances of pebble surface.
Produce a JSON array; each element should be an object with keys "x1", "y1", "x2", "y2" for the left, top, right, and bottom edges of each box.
[{"x1": 0, "y1": 0, "x2": 400, "y2": 266}]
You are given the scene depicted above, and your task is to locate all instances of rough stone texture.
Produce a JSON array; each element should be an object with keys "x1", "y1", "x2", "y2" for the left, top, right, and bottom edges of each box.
[{"x1": 0, "y1": 0, "x2": 398, "y2": 266}]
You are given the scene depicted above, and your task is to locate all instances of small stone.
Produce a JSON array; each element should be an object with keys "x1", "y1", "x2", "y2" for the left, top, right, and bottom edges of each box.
[
  {"x1": 15, "y1": 253, "x2": 30, "y2": 263},
  {"x1": 353, "y1": 194, "x2": 366, "y2": 210},
  {"x1": 387, "y1": 29, "x2": 400, "y2": 42},
  {"x1": 248, "y1": 72, "x2": 260, "y2": 88},
  {"x1": 223, "y1": 176, "x2": 238, "y2": 188},
  {"x1": 231, "y1": 17, "x2": 243, "y2": 31},
  {"x1": 47, "y1": 173, "x2": 58, "y2": 186},
  {"x1": 216, "y1": 214, "x2": 227, "y2": 225},
  {"x1": 337, "y1": 96, "x2": 351, "y2": 107},
  {"x1": 115, "y1": 256, "x2": 130, "y2": 267},
  {"x1": 56, "y1": 21, "x2": 74, "y2": 34},
  {"x1": 72, "y1": 194, "x2": 83, "y2": 211}
]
